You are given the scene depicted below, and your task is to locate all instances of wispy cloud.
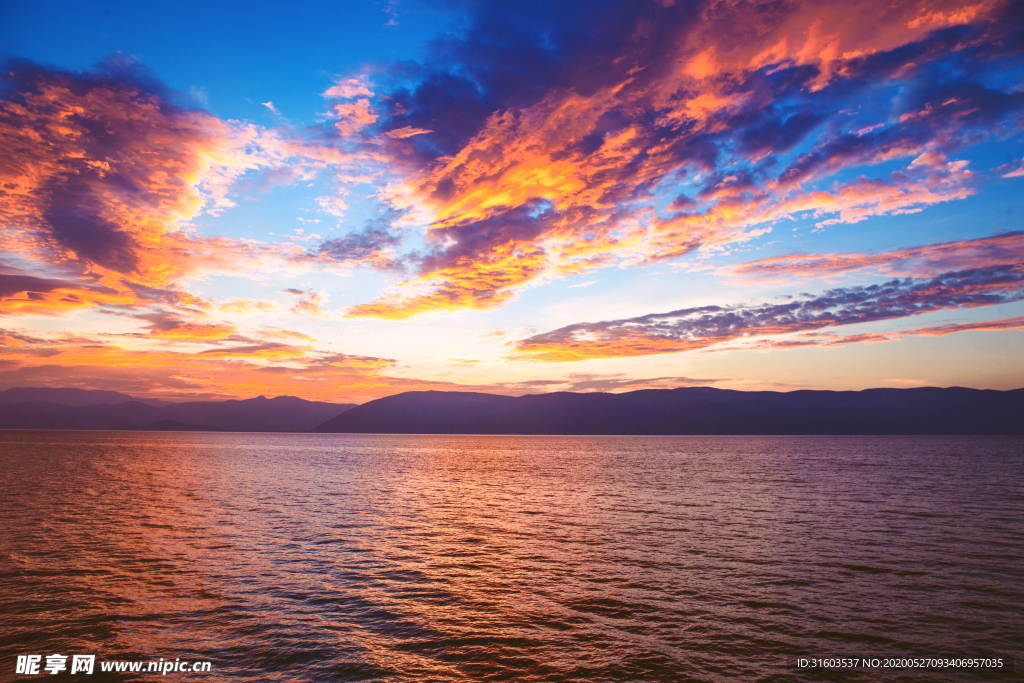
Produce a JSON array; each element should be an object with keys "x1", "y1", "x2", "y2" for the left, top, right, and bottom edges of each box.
[
  {"x1": 135, "y1": 311, "x2": 238, "y2": 341},
  {"x1": 514, "y1": 263, "x2": 1024, "y2": 361},
  {"x1": 301, "y1": 205, "x2": 406, "y2": 271},
  {"x1": 283, "y1": 288, "x2": 331, "y2": 318},
  {"x1": 731, "y1": 232, "x2": 1024, "y2": 280},
  {"x1": 491, "y1": 373, "x2": 721, "y2": 393},
  {"x1": 322, "y1": 77, "x2": 372, "y2": 100},
  {"x1": 745, "y1": 315, "x2": 1024, "y2": 351}
]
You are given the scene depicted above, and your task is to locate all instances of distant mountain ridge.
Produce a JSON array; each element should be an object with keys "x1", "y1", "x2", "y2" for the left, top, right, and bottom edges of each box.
[
  {"x1": 313, "y1": 387, "x2": 1024, "y2": 435},
  {"x1": 3, "y1": 386, "x2": 1022, "y2": 434},
  {"x1": 0, "y1": 387, "x2": 154, "y2": 407},
  {"x1": 0, "y1": 388, "x2": 356, "y2": 432}
]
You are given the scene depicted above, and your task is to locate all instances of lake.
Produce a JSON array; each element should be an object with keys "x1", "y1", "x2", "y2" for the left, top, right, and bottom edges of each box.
[{"x1": 1, "y1": 432, "x2": 1020, "y2": 681}]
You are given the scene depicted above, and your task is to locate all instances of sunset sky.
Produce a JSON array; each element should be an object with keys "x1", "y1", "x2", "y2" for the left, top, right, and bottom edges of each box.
[{"x1": 1, "y1": 0, "x2": 1022, "y2": 402}]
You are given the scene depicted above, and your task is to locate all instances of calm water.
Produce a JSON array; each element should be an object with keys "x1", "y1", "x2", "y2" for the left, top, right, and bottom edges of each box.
[{"x1": 0, "y1": 432, "x2": 1021, "y2": 682}]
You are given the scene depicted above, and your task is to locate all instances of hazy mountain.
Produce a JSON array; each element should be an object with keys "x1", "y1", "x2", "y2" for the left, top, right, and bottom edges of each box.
[
  {"x1": 0, "y1": 392, "x2": 356, "y2": 432},
  {"x1": 0, "y1": 387, "x2": 141, "y2": 407},
  {"x1": 0, "y1": 402, "x2": 94, "y2": 429},
  {"x1": 313, "y1": 387, "x2": 1024, "y2": 435},
  {"x1": 167, "y1": 396, "x2": 356, "y2": 432},
  {"x1": 0, "y1": 401, "x2": 171, "y2": 430}
]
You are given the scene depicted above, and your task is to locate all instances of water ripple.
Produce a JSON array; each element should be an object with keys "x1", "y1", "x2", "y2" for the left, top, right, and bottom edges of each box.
[{"x1": 0, "y1": 433, "x2": 1020, "y2": 681}]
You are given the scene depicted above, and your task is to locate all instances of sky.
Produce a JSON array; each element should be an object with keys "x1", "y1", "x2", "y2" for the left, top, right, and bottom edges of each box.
[{"x1": 0, "y1": 0, "x2": 1022, "y2": 403}]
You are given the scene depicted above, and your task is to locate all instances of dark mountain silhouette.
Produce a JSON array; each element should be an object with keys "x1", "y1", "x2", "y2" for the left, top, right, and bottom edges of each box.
[
  {"x1": 4, "y1": 386, "x2": 1020, "y2": 434},
  {"x1": 0, "y1": 401, "x2": 172, "y2": 430},
  {"x1": 313, "y1": 387, "x2": 1024, "y2": 435},
  {"x1": 0, "y1": 401, "x2": 97, "y2": 429},
  {"x1": 0, "y1": 391, "x2": 356, "y2": 432},
  {"x1": 166, "y1": 396, "x2": 354, "y2": 432}
]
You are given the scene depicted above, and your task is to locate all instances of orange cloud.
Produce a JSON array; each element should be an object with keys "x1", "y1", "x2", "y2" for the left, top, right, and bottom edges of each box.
[
  {"x1": 350, "y1": 143, "x2": 976, "y2": 318},
  {"x1": 332, "y1": 99, "x2": 378, "y2": 137},
  {"x1": 257, "y1": 327, "x2": 317, "y2": 342},
  {"x1": 217, "y1": 299, "x2": 279, "y2": 314},
  {"x1": 342, "y1": 0, "x2": 1017, "y2": 317},
  {"x1": 0, "y1": 64, "x2": 273, "y2": 288},
  {"x1": 676, "y1": 0, "x2": 1002, "y2": 90},
  {"x1": 0, "y1": 274, "x2": 138, "y2": 316},
  {"x1": 346, "y1": 238, "x2": 549, "y2": 318},
  {"x1": 0, "y1": 60, "x2": 361, "y2": 321},
  {"x1": 148, "y1": 322, "x2": 238, "y2": 341}
]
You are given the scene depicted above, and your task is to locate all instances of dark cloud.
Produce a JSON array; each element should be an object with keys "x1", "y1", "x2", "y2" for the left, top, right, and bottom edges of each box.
[
  {"x1": 375, "y1": 0, "x2": 1023, "y2": 169},
  {"x1": 377, "y1": 0, "x2": 687, "y2": 160},
  {"x1": 420, "y1": 198, "x2": 557, "y2": 271},
  {"x1": 738, "y1": 111, "x2": 827, "y2": 158},
  {"x1": 134, "y1": 311, "x2": 187, "y2": 334},
  {"x1": 41, "y1": 178, "x2": 140, "y2": 272},
  {"x1": 0, "y1": 273, "x2": 73, "y2": 298}
]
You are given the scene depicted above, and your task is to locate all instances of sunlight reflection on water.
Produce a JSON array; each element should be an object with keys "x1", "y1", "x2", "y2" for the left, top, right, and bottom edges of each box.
[{"x1": 1, "y1": 433, "x2": 1021, "y2": 681}]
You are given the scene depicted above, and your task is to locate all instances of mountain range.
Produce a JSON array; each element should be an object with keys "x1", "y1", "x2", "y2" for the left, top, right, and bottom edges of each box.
[
  {"x1": 0, "y1": 388, "x2": 355, "y2": 432},
  {"x1": 1, "y1": 386, "x2": 1021, "y2": 434},
  {"x1": 313, "y1": 387, "x2": 1024, "y2": 435}
]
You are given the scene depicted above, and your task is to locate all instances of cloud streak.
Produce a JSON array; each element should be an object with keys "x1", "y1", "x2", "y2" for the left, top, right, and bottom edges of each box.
[
  {"x1": 745, "y1": 315, "x2": 1024, "y2": 350},
  {"x1": 731, "y1": 231, "x2": 1024, "y2": 280},
  {"x1": 514, "y1": 263, "x2": 1024, "y2": 361}
]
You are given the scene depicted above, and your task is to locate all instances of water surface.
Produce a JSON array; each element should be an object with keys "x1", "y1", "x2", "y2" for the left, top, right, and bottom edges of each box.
[{"x1": 1, "y1": 433, "x2": 1021, "y2": 681}]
